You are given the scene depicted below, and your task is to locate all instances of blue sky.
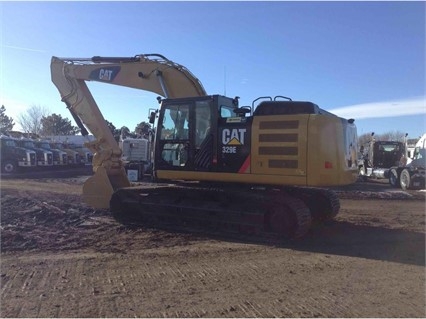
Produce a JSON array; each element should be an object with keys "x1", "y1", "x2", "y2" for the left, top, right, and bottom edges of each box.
[{"x1": 1, "y1": 1, "x2": 425, "y2": 139}]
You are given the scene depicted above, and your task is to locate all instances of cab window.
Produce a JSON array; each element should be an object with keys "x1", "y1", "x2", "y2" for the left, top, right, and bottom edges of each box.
[
  {"x1": 195, "y1": 101, "x2": 211, "y2": 147},
  {"x1": 220, "y1": 105, "x2": 237, "y2": 118},
  {"x1": 160, "y1": 104, "x2": 189, "y2": 140}
]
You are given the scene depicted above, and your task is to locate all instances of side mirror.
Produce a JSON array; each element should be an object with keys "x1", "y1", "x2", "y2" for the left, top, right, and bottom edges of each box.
[
  {"x1": 235, "y1": 107, "x2": 251, "y2": 117},
  {"x1": 149, "y1": 111, "x2": 156, "y2": 124}
]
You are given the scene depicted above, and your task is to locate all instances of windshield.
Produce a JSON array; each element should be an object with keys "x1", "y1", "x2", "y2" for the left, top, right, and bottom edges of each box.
[
  {"x1": 413, "y1": 147, "x2": 423, "y2": 160},
  {"x1": 23, "y1": 141, "x2": 35, "y2": 148},
  {"x1": 5, "y1": 140, "x2": 17, "y2": 147},
  {"x1": 376, "y1": 143, "x2": 402, "y2": 152}
]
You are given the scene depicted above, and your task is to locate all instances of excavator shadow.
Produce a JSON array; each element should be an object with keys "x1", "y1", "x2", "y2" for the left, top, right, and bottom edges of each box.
[
  {"x1": 113, "y1": 214, "x2": 425, "y2": 267},
  {"x1": 287, "y1": 221, "x2": 425, "y2": 267}
]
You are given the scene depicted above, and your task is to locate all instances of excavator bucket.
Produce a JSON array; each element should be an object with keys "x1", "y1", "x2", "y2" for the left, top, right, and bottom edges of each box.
[{"x1": 82, "y1": 166, "x2": 131, "y2": 209}]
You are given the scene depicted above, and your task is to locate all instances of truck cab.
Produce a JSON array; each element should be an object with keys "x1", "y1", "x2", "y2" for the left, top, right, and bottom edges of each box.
[
  {"x1": 0, "y1": 135, "x2": 37, "y2": 173},
  {"x1": 409, "y1": 134, "x2": 426, "y2": 166},
  {"x1": 16, "y1": 138, "x2": 53, "y2": 167},
  {"x1": 388, "y1": 134, "x2": 426, "y2": 190},
  {"x1": 49, "y1": 141, "x2": 83, "y2": 166},
  {"x1": 119, "y1": 137, "x2": 150, "y2": 180},
  {"x1": 358, "y1": 140, "x2": 405, "y2": 180},
  {"x1": 63, "y1": 142, "x2": 93, "y2": 165},
  {"x1": 35, "y1": 140, "x2": 68, "y2": 166}
]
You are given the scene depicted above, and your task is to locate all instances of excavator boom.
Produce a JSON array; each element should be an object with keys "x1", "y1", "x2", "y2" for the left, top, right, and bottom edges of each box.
[
  {"x1": 50, "y1": 54, "x2": 206, "y2": 208},
  {"x1": 51, "y1": 54, "x2": 206, "y2": 98}
]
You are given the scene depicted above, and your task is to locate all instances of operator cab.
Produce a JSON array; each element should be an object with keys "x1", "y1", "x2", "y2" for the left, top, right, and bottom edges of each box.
[{"x1": 154, "y1": 95, "x2": 251, "y2": 173}]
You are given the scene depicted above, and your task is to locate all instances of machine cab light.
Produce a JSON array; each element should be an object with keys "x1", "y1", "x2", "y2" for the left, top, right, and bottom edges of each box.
[{"x1": 325, "y1": 161, "x2": 333, "y2": 169}]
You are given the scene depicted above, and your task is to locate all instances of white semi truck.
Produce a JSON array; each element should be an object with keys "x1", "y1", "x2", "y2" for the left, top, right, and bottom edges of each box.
[{"x1": 389, "y1": 134, "x2": 426, "y2": 190}]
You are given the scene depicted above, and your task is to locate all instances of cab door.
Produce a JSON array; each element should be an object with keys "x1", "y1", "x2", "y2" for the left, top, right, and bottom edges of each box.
[
  {"x1": 155, "y1": 102, "x2": 191, "y2": 169},
  {"x1": 154, "y1": 99, "x2": 216, "y2": 171}
]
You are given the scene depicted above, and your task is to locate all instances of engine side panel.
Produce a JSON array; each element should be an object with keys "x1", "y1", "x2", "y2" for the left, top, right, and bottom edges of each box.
[{"x1": 156, "y1": 112, "x2": 358, "y2": 187}]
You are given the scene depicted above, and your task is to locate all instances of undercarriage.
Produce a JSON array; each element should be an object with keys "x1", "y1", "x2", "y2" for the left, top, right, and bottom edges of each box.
[{"x1": 110, "y1": 183, "x2": 340, "y2": 240}]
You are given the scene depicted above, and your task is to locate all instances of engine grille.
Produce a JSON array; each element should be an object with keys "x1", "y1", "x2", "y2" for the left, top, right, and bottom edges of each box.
[
  {"x1": 29, "y1": 153, "x2": 36, "y2": 165},
  {"x1": 258, "y1": 120, "x2": 300, "y2": 170},
  {"x1": 252, "y1": 116, "x2": 308, "y2": 176}
]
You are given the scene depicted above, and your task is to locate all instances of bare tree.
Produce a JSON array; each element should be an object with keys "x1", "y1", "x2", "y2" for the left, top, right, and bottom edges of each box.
[
  {"x1": 377, "y1": 130, "x2": 407, "y2": 142},
  {"x1": 358, "y1": 131, "x2": 408, "y2": 149},
  {"x1": 17, "y1": 105, "x2": 50, "y2": 135},
  {"x1": 358, "y1": 132, "x2": 375, "y2": 146}
]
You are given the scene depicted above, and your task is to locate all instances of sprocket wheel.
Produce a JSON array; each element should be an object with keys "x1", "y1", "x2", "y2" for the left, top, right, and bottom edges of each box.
[
  {"x1": 285, "y1": 188, "x2": 340, "y2": 222},
  {"x1": 265, "y1": 196, "x2": 312, "y2": 239}
]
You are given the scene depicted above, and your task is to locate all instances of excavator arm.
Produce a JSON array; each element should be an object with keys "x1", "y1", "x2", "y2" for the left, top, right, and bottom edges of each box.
[{"x1": 50, "y1": 54, "x2": 207, "y2": 208}]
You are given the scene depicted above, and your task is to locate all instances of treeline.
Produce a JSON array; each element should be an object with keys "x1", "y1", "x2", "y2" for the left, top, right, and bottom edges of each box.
[
  {"x1": 358, "y1": 132, "x2": 418, "y2": 146},
  {"x1": 0, "y1": 104, "x2": 151, "y2": 140},
  {"x1": 0, "y1": 104, "x2": 417, "y2": 144}
]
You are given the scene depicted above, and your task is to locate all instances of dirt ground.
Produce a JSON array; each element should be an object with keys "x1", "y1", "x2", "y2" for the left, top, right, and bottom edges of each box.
[{"x1": 1, "y1": 169, "x2": 425, "y2": 318}]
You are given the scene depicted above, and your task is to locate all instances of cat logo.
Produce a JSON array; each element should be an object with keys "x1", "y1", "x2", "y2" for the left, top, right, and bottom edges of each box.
[
  {"x1": 99, "y1": 69, "x2": 113, "y2": 81},
  {"x1": 89, "y1": 66, "x2": 120, "y2": 82},
  {"x1": 222, "y1": 128, "x2": 246, "y2": 145}
]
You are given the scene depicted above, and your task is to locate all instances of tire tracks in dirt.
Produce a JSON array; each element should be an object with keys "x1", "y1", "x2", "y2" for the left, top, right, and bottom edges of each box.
[{"x1": 2, "y1": 241, "x2": 424, "y2": 318}]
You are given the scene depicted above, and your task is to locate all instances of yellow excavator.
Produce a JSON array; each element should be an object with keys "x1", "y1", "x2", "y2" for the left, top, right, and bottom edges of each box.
[{"x1": 51, "y1": 53, "x2": 358, "y2": 239}]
